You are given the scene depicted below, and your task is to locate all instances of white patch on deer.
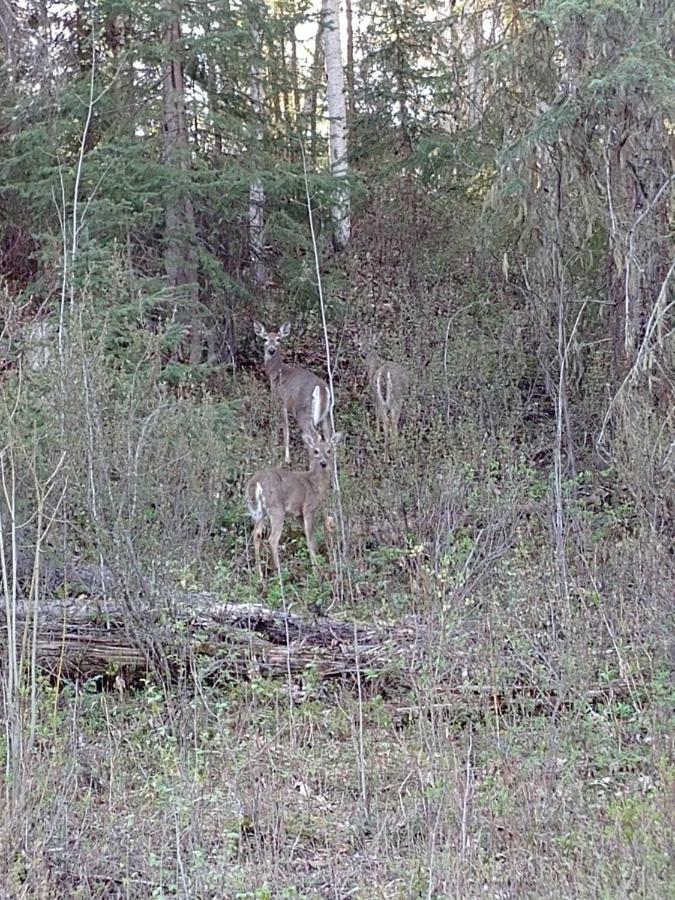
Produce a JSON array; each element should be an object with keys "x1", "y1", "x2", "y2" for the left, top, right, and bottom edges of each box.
[
  {"x1": 311, "y1": 384, "x2": 328, "y2": 426},
  {"x1": 375, "y1": 370, "x2": 387, "y2": 409},
  {"x1": 247, "y1": 481, "x2": 265, "y2": 522},
  {"x1": 386, "y1": 370, "x2": 395, "y2": 407}
]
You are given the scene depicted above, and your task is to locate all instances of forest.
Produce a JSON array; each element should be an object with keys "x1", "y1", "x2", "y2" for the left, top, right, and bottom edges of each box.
[{"x1": 0, "y1": 0, "x2": 673, "y2": 897}]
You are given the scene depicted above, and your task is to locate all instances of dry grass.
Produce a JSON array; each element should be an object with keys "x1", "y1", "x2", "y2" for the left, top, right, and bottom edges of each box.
[{"x1": 1, "y1": 282, "x2": 673, "y2": 899}]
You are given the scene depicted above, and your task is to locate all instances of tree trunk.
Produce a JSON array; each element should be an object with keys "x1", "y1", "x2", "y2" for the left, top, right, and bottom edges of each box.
[
  {"x1": 249, "y1": 9, "x2": 266, "y2": 286},
  {"x1": 203, "y1": 17, "x2": 223, "y2": 160},
  {"x1": 105, "y1": 9, "x2": 135, "y2": 139},
  {"x1": 290, "y1": 16, "x2": 301, "y2": 123},
  {"x1": 605, "y1": 110, "x2": 672, "y2": 383},
  {"x1": 0, "y1": 0, "x2": 18, "y2": 86},
  {"x1": 322, "y1": 0, "x2": 350, "y2": 250},
  {"x1": 279, "y1": 3, "x2": 291, "y2": 140},
  {"x1": 1, "y1": 588, "x2": 632, "y2": 713},
  {"x1": 301, "y1": 21, "x2": 325, "y2": 161},
  {"x1": 464, "y1": 6, "x2": 484, "y2": 127},
  {"x1": 345, "y1": 0, "x2": 355, "y2": 122},
  {"x1": 162, "y1": 1, "x2": 201, "y2": 364}
]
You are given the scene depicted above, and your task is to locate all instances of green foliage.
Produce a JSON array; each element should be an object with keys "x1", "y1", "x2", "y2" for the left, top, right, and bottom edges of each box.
[
  {"x1": 355, "y1": 0, "x2": 452, "y2": 148},
  {"x1": 1, "y1": 1, "x2": 673, "y2": 896}
]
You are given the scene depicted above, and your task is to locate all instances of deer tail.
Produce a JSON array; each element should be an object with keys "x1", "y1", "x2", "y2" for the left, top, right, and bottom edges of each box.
[
  {"x1": 375, "y1": 369, "x2": 388, "y2": 409},
  {"x1": 311, "y1": 384, "x2": 331, "y2": 427},
  {"x1": 246, "y1": 480, "x2": 265, "y2": 522}
]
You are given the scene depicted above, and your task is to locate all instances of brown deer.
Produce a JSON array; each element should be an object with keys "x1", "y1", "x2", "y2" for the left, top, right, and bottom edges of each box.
[
  {"x1": 253, "y1": 321, "x2": 332, "y2": 463},
  {"x1": 245, "y1": 431, "x2": 343, "y2": 579},
  {"x1": 357, "y1": 337, "x2": 410, "y2": 453}
]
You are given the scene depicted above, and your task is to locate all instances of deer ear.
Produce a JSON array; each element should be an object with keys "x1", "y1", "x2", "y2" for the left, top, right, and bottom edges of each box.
[
  {"x1": 253, "y1": 321, "x2": 266, "y2": 338},
  {"x1": 302, "y1": 432, "x2": 315, "y2": 449},
  {"x1": 330, "y1": 431, "x2": 344, "y2": 447},
  {"x1": 279, "y1": 322, "x2": 291, "y2": 339}
]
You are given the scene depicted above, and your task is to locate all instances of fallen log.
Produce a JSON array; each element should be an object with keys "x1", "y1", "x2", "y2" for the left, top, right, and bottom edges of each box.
[
  {"x1": 2, "y1": 591, "x2": 422, "y2": 684},
  {"x1": 1, "y1": 590, "x2": 634, "y2": 715}
]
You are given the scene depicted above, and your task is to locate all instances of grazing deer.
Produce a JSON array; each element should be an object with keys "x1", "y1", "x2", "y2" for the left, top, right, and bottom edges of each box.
[
  {"x1": 253, "y1": 321, "x2": 332, "y2": 463},
  {"x1": 357, "y1": 337, "x2": 410, "y2": 453},
  {"x1": 246, "y1": 431, "x2": 343, "y2": 579}
]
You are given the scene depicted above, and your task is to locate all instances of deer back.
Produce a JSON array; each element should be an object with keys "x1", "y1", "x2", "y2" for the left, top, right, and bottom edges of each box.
[
  {"x1": 248, "y1": 467, "x2": 329, "y2": 520},
  {"x1": 272, "y1": 361, "x2": 329, "y2": 420}
]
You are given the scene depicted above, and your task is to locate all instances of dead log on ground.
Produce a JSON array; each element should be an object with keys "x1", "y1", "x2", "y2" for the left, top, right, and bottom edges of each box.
[
  {"x1": 1, "y1": 591, "x2": 422, "y2": 684},
  {"x1": 1, "y1": 591, "x2": 632, "y2": 714}
]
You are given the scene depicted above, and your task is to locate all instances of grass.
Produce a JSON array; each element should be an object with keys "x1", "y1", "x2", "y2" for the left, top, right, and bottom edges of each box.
[
  {"x1": 1, "y1": 294, "x2": 673, "y2": 899},
  {"x1": 1, "y1": 653, "x2": 671, "y2": 897}
]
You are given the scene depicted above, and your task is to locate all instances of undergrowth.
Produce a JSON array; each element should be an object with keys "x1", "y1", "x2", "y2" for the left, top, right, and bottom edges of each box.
[{"x1": 1, "y1": 271, "x2": 673, "y2": 899}]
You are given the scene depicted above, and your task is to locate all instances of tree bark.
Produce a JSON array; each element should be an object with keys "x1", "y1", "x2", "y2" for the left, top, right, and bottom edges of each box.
[
  {"x1": 249, "y1": 7, "x2": 266, "y2": 285},
  {"x1": 345, "y1": 0, "x2": 355, "y2": 122},
  {"x1": 6, "y1": 587, "x2": 422, "y2": 685},
  {"x1": 1, "y1": 589, "x2": 633, "y2": 714},
  {"x1": 0, "y1": 0, "x2": 18, "y2": 86},
  {"x1": 464, "y1": 6, "x2": 484, "y2": 127},
  {"x1": 162, "y1": 1, "x2": 201, "y2": 364},
  {"x1": 290, "y1": 16, "x2": 301, "y2": 121},
  {"x1": 301, "y1": 20, "x2": 325, "y2": 160},
  {"x1": 322, "y1": 0, "x2": 350, "y2": 250},
  {"x1": 605, "y1": 111, "x2": 672, "y2": 383}
]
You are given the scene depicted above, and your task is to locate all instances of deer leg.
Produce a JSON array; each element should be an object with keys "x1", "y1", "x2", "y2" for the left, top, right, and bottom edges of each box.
[
  {"x1": 391, "y1": 403, "x2": 402, "y2": 442},
  {"x1": 374, "y1": 400, "x2": 383, "y2": 439},
  {"x1": 252, "y1": 519, "x2": 265, "y2": 582},
  {"x1": 387, "y1": 411, "x2": 398, "y2": 458},
  {"x1": 303, "y1": 510, "x2": 318, "y2": 570},
  {"x1": 282, "y1": 405, "x2": 290, "y2": 464},
  {"x1": 382, "y1": 413, "x2": 391, "y2": 462},
  {"x1": 321, "y1": 508, "x2": 337, "y2": 570},
  {"x1": 268, "y1": 510, "x2": 285, "y2": 577}
]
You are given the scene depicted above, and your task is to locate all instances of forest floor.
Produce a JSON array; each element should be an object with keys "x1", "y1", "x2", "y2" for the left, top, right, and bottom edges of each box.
[
  {"x1": 1, "y1": 284, "x2": 673, "y2": 899},
  {"x1": 2, "y1": 362, "x2": 673, "y2": 900}
]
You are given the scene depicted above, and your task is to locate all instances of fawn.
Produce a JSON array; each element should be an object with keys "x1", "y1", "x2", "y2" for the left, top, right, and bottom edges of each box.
[
  {"x1": 245, "y1": 431, "x2": 343, "y2": 579},
  {"x1": 357, "y1": 337, "x2": 410, "y2": 453}
]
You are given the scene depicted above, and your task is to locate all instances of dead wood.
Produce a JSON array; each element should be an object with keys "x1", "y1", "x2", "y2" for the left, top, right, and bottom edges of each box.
[
  {"x1": 1, "y1": 589, "x2": 421, "y2": 684},
  {"x1": 1, "y1": 588, "x2": 632, "y2": 713},
  {"x1": 0, "y1": 580, "x2": 628, "y2": 721}
]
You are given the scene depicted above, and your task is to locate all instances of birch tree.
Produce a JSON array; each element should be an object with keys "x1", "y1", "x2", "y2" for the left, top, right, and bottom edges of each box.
[
  {"x1": 322, "y1": 0, "x2": 350, "y2": 250},
  {"x1": 301, "y1": 20, "x2": 325, "y2": 160},
  {"x1": 249, "y1": 3, "x2": 266, "y2": 285}
]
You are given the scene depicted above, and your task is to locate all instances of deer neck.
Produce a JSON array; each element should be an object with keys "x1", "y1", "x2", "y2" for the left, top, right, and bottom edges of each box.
[
  {"x1": 263, "y1": 351, "x2": 285, "y2": 382},
  {"x1": 307, "y1": 463, "x2": 332, "y2": 495}
]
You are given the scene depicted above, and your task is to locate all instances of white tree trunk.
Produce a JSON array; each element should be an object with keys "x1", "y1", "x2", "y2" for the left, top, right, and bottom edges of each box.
[
  {"x1": 249, "y1": 14, "x2": 266, "y2": 285},
  {"x1": 322, "y1": 0, "x2": 350, "y2": 251}
]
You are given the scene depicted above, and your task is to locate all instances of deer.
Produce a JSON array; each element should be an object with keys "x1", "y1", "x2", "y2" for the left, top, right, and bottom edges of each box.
[
  {"x1": 356, "y1": 336, "x2": 410, "y2": 454},
  {"x1": 245, "y1": 431, "x2": 343, "y2": 580},
  {"x1": 253, "y1": 321, "x2": 332, "y2": 464}
]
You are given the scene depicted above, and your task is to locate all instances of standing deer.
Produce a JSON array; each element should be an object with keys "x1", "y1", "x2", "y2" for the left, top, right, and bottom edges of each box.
[
  {"x1": 357, "y1": 337, "x2": 410, "y2": 453},
  {"x1": 253, "y1": 321, "x2": 332, "y2": 463},
  {"x1": 246, "y1": 431, "x2": 343, "y2": 579}
]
